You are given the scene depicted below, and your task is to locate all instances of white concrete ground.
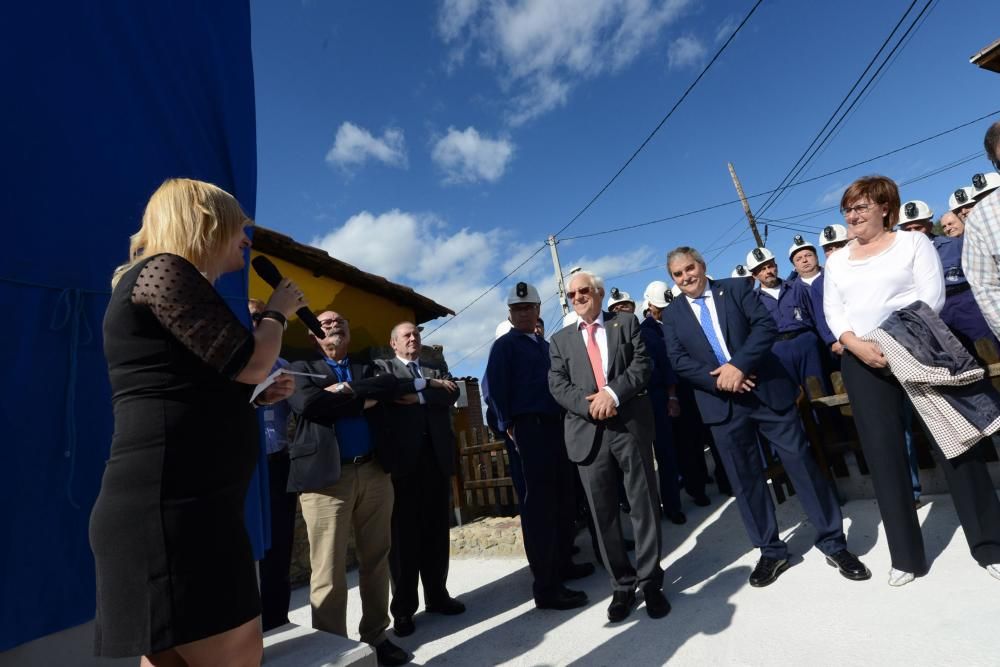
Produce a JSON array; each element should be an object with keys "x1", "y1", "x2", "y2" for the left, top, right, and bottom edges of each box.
[{"x1": 289, "y1": 494, "x2": 1000, "y2": 667}]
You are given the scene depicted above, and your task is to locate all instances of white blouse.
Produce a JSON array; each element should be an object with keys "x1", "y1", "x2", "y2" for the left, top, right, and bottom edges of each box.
[{"x1": 823, "y1": 231, "x2": 945, "y2": 339}]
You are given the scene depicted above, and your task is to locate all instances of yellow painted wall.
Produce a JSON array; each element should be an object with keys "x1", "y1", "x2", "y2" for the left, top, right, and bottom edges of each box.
[{"x1": 249, "y1": 250, "x2": 415, "y2": 358}]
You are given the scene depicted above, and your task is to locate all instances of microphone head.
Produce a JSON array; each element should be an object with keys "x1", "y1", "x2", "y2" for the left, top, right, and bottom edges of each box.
[{"x1": 251, "y1": 256, "x2": 282, "y2": 287}]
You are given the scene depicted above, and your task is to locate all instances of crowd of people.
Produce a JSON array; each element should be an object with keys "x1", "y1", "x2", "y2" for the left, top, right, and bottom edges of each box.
[{"x1": 86, "y1": 123, "x2": 1000, "y2": 666}]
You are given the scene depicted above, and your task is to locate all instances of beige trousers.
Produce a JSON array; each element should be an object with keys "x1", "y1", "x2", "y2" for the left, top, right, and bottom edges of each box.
[{"x1": 298, "y1": 460, "x2": 394, "y2": 645}]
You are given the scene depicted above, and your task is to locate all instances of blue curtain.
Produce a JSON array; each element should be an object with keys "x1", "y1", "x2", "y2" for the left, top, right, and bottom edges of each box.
[{"x1": 0, "y1": 1, "x2": 265, "y2": 650}]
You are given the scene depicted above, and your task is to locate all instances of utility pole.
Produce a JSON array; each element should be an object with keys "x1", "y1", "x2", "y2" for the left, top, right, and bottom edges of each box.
[
  {"x1": 728, "y1": 162, "x2": 764, "y2": 247},
  {"x1": 547, "y1": 235, "x2": 570, "y2": 316}
]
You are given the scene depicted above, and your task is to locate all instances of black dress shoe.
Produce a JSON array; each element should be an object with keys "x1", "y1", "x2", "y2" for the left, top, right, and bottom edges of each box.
[
  {"x1": 642, "y1": 585, "x2": 671, "y2": 619},
  {"x1": 563, "y1": 561, "x2": 596, "y2": 580},
  {"x1": 375, "y1": 638, "x2": 410, "y2": 666},
  {"x1": 392, "y1": 615, "x2": 414, "y2": 637},
  {"x1": 748, "y1": 556, "x2": 789, "y2": 588},
  {"x1": 667, "y1": 510, "x2": 687, "y2": 525},
  {"x1": 425, "y1": 596, "x2": 465, "y2": 615},
  {"x1": 826, "y1": 549, "x2": 872, "y2": 581},
  {"x1": 535, "y1": 586, "x2": 589, "y2": 610},
  {"x1": 690, "y1": 494, "x2": 711, "y2": 507},
  {"x1": 607, "y1": 589, "x2": 637, "y2": 622}
]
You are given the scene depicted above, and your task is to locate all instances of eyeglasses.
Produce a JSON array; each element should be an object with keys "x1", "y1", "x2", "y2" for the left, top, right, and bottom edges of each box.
[
  {"x1": 319, "y1": 317, "x2": 349, "y2": 327},
  {"x1": 566, "y1": 286, "x2": 592, "y2": 300},
  {"x1": 841, "y1": 202, "x2": 874, "y2": 217}
]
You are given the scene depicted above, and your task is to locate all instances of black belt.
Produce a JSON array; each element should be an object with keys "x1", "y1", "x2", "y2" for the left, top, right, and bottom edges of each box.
[
  {"x1": 776, "y1": 330, "x2": 806, "y2": 341},
  {"x1": 341, "y1": 452, "x2": 374, "y2": 465},
  {"x1": 512, "y1": 413, "x2": 562, "y2": 425},
  {"x1": 945, "y1": 282, "x2": 970, "y2": 296}
]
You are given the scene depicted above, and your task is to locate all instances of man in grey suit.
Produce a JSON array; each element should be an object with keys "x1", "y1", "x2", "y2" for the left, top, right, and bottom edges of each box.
[
  {"x1": 548, "y1": 271, "x2": 670, "y2": 623},
  {"x1": 375, "y1": 322, "x2": 464, "y2": 638}
]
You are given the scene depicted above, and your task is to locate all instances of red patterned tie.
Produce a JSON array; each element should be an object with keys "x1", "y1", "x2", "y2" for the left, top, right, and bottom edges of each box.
[{"x1": 585, "y1": 322, "x2": 606, "y2": 390}]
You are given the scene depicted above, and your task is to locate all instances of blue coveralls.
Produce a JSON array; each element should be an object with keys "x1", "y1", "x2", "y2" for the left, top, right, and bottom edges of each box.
[
  {"x1": 934, "y1": 234, "x2": 1000, "y2": 356},
  {"x1": 484, "y1": 330, "x2": 576, "y2": 599},
  {"x1": 639, "y1": 315, "x2": 683, "y2": 514},
  {"x1": 757, "y1": 278, "x2": 827, "y2": 390}
]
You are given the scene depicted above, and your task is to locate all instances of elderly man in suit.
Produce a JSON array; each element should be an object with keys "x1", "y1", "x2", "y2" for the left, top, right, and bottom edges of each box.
[
  {"x1": 660, "y1": 247, "x2": 869, "y2": 587},
  {"x1": 287, "y1": 311, "x2": 424, "y2": 666},
  {"x1": 375, "y1": 322, "x2": 465, "y2": 638},
  {"x1": 548, "y1": 270, "x2": 670, "y2": 623}
]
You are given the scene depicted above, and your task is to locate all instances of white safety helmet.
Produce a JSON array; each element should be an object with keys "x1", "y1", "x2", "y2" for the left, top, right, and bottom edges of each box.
[
  {"x1": 607, "y1": 287, "x2": 635, "y2": 310},
  {"x1": 507, "y1": 281, "x2": 541, "y2": 305},
  {"x1": 898, "y1": 200, "x2": 933, "y2": 227},
  {"x1": 787, "y1": 234, "x2": 817, "y2": 261},
  {"x1": 745, "y1": 247, "x2": 776, "y2": 272},
  {"x1": 643, "y1": 280, "x2": 671, "y2": 309},
  {"x1": 948, "y1": 186, "x2": 976, "y2": 212},
  {"x1": 731, "y1": 264, "x2": 751, "y2": 279},
  {"x1": 972, "y1": 171, "x2": 1000, "y2": 200},
  {"x1": 818, "y1": 224, "x2": 848, "y2": 247},
  {"x1": 494, "y1": 319, "x2": 513, "y2": 339}
]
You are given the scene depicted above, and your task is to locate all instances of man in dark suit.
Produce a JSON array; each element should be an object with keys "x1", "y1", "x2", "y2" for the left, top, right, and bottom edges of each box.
[
  {"x1": 375, "y1": 322, "x2": 465, "y2": 637},
  {"x1": 287, "y1": 311, "x2": 418, "y2": 666},
  {"x1": 660, "y1": 247, "x2": 870, "y2": 587},
  {"x1": 548, "y1": 270, "x2": 670, "y2": 623}
]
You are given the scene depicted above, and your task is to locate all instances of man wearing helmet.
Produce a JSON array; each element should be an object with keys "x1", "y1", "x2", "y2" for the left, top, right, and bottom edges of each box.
[
  {"x1": 485, "y1": 282, "x2": 593, "y2": 611},
  {"x1": 948, "y1": 186, "x2": 977, "y2": 222},
  {"x1": 787, "y1": 235, "x2": 822, "y2": 286},
  {"x1": 745, "y1": 245, "x2": 826, "y2": 390},
  {"x1": 898, "y1": 199, "x2": 998, "y2": 356}
]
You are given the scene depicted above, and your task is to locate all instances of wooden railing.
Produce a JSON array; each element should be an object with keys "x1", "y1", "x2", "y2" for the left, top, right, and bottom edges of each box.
[{"x1": 452, "y1": 426, "x2": 519, "y2": 522}]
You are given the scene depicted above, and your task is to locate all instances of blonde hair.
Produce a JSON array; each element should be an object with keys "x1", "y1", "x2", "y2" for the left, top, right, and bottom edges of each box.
[{"x1": 111, "y1": 178, "x2": 252, "y2": 286}]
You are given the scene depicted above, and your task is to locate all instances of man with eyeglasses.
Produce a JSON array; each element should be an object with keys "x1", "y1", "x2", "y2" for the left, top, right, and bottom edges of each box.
[
  {"x1": 965, "y1": 123, "x2": 1000, "y2": 341},
  {"x1": 286, "y1": 311, "x2": 424, "y2": 666},
  {"x1": 548, "y1": 271, "x2": 670, "y2": 624}
]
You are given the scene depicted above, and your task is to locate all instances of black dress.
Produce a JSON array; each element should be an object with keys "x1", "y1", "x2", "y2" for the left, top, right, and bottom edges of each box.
[{"x1": 89, "y1": 253, "x2": 260, "y2": 657}]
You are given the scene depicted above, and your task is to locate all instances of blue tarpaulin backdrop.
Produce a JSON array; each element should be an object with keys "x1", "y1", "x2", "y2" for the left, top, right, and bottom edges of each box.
[{"x1": 0, "y1": 1, "x2": 269, "y2": 651}]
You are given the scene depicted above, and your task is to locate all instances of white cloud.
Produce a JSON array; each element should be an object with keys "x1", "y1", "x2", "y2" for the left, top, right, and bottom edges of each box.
[
  {"x1": 715, "y1": 15, "x2": 740, "y2": 44},
  {"x1": 667, "y1": 34, "x2": 706, "y2": 70},
  {"x1": 325, "y1": 122, "x2": 407, "y2": 169},
  {"x1": 309, "y1": 207, "x2": 659, "y2": 376},
  {"x1": 818, "y1": 181, "x2": 848, "y2": 206},
  {"x1": 440, "y1": 0, "x2": 693, "y2": 125},
  {"x1": 431, "y1": 126, "x2": 515, "y2": 184}
]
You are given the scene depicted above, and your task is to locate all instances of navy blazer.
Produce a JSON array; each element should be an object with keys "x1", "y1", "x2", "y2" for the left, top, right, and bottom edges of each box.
[{"x1": 661, "y1": 278, "x2": 798, "y2": 425}]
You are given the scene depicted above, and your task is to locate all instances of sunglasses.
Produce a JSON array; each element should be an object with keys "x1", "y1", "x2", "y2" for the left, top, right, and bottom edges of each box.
[{"x1": 566, "y1": 285, "x2": 592, "y2": 300}]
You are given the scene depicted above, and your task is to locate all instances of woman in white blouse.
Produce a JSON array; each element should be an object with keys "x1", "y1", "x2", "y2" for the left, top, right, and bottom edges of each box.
[{"x1": 824, "y1": 175, "x2": 1000, "y2": 587}]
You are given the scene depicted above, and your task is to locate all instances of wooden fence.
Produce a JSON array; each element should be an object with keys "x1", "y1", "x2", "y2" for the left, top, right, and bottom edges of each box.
[{"x1": 452, "y1": 426, "x2": 519, "y2": 522}]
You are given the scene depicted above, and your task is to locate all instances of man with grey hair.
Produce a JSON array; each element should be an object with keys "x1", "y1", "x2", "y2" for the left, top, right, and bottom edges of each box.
[
  {"x1": 661, "y1": 247, "x2": 868, "y2": 588},
  {"x1": 375, "y1": 322, "x2": 464, "y2": 638},
  {"x1": 963, "y1": 121, "x2": 1000, "y2": 340},
  {"x1": 548, "y1": 270, "x2": 669, "y2": 623}
]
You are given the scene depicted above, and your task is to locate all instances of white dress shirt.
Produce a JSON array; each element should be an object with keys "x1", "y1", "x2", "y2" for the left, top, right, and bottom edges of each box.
[
  {"x1": 576, "y1": 312, "x2": 620, "y2": 406},
  {"x1": 685, "y1": 286, "x2": 733, "y2": 362},
  {"x1": 395, "y1": 356, "x2": 428, "y2": 403},
  {"x1": 801, "y1": 271, "x2": 821, "y2": 286}
]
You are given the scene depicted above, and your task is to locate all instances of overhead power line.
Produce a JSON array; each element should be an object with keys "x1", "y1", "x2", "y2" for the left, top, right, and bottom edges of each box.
[
  {"x1": 559, "y1": 108, "x2": 999, "y2": 242},
  {"x1": 755, "y1": 0, "x2": 935, "y2": 219},
  {"x1": 550, "y1": 0, "x2": 764, "y2": 238}
]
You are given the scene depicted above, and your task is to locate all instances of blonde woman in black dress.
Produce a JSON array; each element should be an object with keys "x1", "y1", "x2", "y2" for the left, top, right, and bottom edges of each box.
[{"x1": 90, "y1": 178, "x2": 304, "y2": 666}]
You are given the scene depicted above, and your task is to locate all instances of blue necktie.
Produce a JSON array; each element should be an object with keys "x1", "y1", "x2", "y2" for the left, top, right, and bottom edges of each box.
[{"x1": 693, "y1": 296, "x2": 728, "y2": 366}]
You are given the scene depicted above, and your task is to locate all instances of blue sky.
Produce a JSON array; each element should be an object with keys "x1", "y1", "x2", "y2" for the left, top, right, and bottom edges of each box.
[{"x1": 251, "y1": 0, "x2": 1000, "y2": 376}]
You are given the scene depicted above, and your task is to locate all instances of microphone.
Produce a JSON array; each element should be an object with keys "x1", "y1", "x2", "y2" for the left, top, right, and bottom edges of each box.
[{"x1": 251, "y1": 256, "x2": 325, "y2": 339}]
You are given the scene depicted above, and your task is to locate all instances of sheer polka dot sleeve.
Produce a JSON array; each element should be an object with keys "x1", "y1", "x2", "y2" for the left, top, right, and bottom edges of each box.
[{"x1": 131, "y1": 254, "x2": 254, "y2": 378}]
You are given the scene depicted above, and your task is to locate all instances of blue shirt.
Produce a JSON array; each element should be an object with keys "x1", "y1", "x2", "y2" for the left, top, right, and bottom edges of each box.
[
  {"x1": 484, "y1": 330, "x2": 562, "y2": 431},
  {"x1": 324, "y1": 357, "x2": 372, "y2": 459},
  {"x1": 809, "y1": 272, "x2": 837, "y2": 346},
  {"x1": 933, "y1": 234, "x2": 967, "y2": 287},
  {"x1": 757, "y1": 278, "x2": 816, "y2": 334},
  {"x1": 260, "y1": 358, "x2": 291, "y2": 455}
]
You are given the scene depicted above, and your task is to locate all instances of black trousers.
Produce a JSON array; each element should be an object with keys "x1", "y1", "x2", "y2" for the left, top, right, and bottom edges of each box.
[
  {"x1": 511, "y1": 415, "x2": 576, "y2": 598},
  {"x1": 389, "y1": 442, "x2": 451, "y2": 617},
  {"x1": 578, "y1": 421, "x2": 663, "y2": 592},
  {"x1": 842, "y1": 352, "x2": 1000, "y2": 573},
  {"x1": 259, "y1": 449, "x2": 298, "y2": 631}
]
